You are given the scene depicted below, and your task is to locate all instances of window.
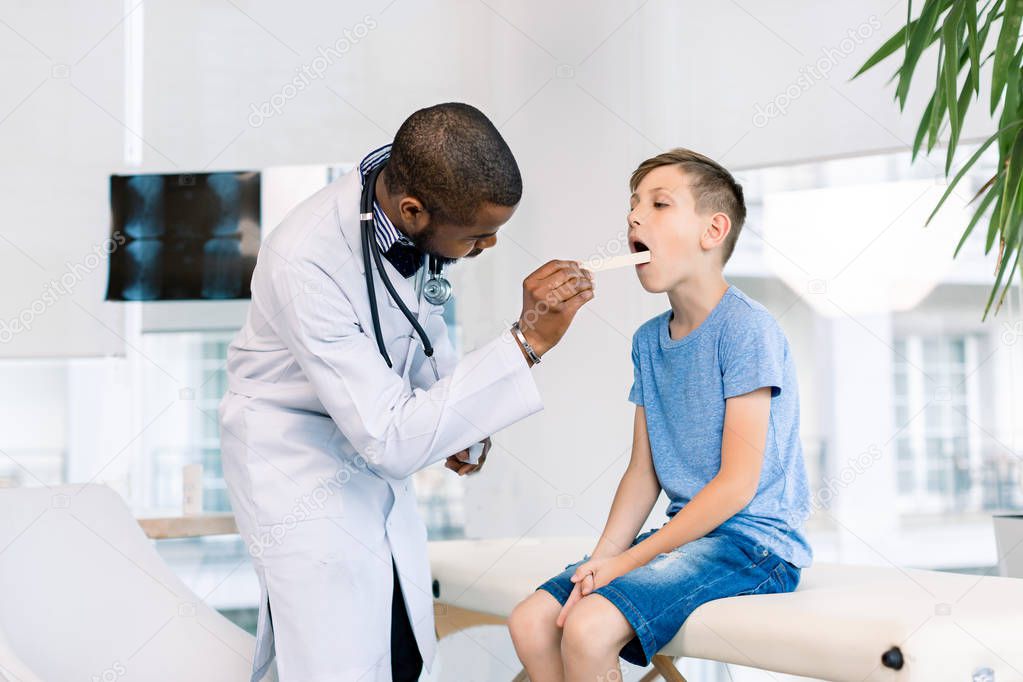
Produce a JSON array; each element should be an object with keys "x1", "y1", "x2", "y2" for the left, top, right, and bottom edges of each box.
[
  {"x1": 735, "y1": 144, "x2": 1022, "y2": 569},
  {"x1": 199, "y1": 337, "x2": 232, "y2": 512},
  {"x1": 137, "y1": 297, "x2": 467, "y2": 537},
  {"x1": 0, "y1": 362, "x2": 69, "y2": 489},
  {"x1": 892, "y1": 334, "x2": 1019, "y2": 515},
  {"x1": 139, "y1": 331, "x2": 236, "y2": 513},
  {"x1": 415, "y1": 295, "x2": 468, "y2": 540}
]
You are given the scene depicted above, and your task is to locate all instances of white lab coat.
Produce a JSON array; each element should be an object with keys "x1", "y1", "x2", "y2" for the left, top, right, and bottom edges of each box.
[{"x1": 218, "y1": 167, "x2": 543, "y2": 682}]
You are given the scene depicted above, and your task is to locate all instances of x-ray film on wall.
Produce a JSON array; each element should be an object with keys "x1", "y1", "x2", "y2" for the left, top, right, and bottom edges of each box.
[{"x1": 106, "y1": 171, "x2": 261, "y2": 301}]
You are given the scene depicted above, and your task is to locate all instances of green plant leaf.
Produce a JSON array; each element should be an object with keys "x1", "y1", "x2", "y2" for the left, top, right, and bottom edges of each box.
[
  {"x1": 913, "y1": 96, "x2": 936, "y2": 159},
  {"x1": 926, "y1": 120, "x2": 1023, "y2": 225},
  {"x1": 1002, "y1": 192, "x2": 1018, "y2": 253},
  {"x1": 991, "y1": 244, "x2": 1020, "y2": 316},
  {"x1": 947, "y1": 79, "x2": 976, "y2": 173},
  {"x1": 839, "y1": 0, "x2": 1021, "y2": 318},
  {"x1": 854, "y1": 24, "x2": 915, "y2": 79},
  {"x1": 939, "y1": 6, "x2": 997, "y2": 170},
  {"x1": 954, "y1": 173, "x2": 1001, "y2": 257},
  {"x1": 997, "y1": 58, "x2": 1023, "y2": 158},
  {"x1": 928, "y1": 40, "x2": 948, "y2": 153},
  {"x1": 983, "y1": 234, "x2": 1016, "y2": 319},
  {"x1": 1003, "y1": 178, "x2": 1023, "y2": 253},
  {"x1": 986, "y1": 185, "x2": 1004, "y2": 252},
  {"x1": 991, "y1": 0, "x2": 1023, "y2": 113},
  {"x1": 942, "y1": 3, "x2": 965, "y2": 144},
  {"x1": 995, "y1": 128, "x2": 1021, "y2": 234},
  {"x1": 967, "y1": 0, "x2": 982, "y2": 93},
  {"x1": 898, "y1": 0, "x2": 951, "y2": 108}
]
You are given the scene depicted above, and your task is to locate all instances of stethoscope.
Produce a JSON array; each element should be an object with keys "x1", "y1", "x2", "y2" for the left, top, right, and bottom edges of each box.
[{"x1": 360, "y1": 162, "x2": 450, "y2": 377}]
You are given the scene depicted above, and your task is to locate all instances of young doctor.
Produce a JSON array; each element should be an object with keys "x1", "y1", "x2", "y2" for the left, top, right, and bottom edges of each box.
[{"x1": 218, "y1": 102, "x2": 594, "y2": 682}]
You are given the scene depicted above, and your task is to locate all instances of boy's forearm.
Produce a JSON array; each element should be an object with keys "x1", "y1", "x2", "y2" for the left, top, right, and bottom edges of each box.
[
  {"x1": 620, "y1": 474, "x2": 751, "y2": 568},
  {"x1": 591, "y1": 464, "x2": 661, "y2": 558}
]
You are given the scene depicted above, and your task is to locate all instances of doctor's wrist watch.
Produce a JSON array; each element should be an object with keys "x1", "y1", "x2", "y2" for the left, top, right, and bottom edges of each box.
[{"x1": 511, "y1": 321, "x2": 542, "y2": 366}]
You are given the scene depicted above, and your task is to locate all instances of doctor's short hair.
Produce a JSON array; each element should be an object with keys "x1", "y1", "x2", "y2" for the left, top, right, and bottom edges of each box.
[
  {"x1": 386, "y1": 103, "x2": 522, "y2": 225},
  {"x1": 629, "y1": 148, "x2": 746, "y2": 264}
]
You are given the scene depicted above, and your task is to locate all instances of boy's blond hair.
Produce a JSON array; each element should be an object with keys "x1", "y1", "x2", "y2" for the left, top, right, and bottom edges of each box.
[{"x1": 629, "y1": 148, "x2": 747, "y2": 264}]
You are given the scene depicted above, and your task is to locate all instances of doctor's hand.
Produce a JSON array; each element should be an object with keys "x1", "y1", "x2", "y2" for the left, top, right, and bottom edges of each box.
[
  {"x1": 517, "y1": 260, "x2": 595, "y2": 360},
  {"x1": 444, "y1": 437, "x2": 491, "y2": 476}
]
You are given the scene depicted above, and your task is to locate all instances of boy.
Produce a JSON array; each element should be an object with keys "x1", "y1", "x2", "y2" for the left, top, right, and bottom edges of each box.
[{"x1": 508, "y1": 149, "x2": 812, "y2": 680}]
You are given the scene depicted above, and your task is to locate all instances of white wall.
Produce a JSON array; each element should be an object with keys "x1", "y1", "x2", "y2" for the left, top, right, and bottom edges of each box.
[
  {"x1": 134, "y1": 0, "x2": 991, "y2": 172},
  {"x1": 2, "y1": 0, "x2": 1009, "y2": 539},
  {"x1": 0, "y1": 0, "x2": 994, "y2": 359},
  {"x1": 0, "y1": 1, "x2": 127, "y2": 358}
]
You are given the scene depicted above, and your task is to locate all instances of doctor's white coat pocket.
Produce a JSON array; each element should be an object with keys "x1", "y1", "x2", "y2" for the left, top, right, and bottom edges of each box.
[{"x1": 241, "y1": 406, "x2": 349, "y2": 527}]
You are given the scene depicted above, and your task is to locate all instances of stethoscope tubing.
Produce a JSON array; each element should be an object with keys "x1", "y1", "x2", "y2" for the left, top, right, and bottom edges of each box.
[{"x1": 360, "y1": 162, "x2": 435, "y2": 367}]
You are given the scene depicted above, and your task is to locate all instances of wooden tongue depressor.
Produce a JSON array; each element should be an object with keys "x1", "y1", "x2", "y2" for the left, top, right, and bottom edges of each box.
[{"x1": 582, "y1": 251, "x2": 651, "y2": 272}]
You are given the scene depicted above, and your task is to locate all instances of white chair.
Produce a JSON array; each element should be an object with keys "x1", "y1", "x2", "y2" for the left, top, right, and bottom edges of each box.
[
  {"x1": 430, "y1": 536, "x2": 1023, "y2": 681},
  {"x1": 0, "y1": 484, "x2": 272, "y2": 682},
  {"x1": 0, "y1": 627, "x2": 42, "y2": 682}
]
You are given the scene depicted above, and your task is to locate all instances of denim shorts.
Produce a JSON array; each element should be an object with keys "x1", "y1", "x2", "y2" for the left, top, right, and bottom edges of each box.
[{"x1": 537, "y1": 525, "x2": 801, "y2": 667}]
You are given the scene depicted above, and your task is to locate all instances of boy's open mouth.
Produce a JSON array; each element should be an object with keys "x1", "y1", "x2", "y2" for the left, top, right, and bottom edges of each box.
[{"x1": 630, "y1": 239, "x2": 651, "y2": 266}]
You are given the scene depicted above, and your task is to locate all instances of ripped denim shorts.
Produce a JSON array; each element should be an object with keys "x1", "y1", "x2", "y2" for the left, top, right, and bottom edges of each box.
[{"x1": 537, "y1": 525, "x2": 800, "y2": 667}]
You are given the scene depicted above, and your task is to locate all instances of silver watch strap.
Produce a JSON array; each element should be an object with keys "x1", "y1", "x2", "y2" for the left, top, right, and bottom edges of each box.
[{"x1": 511, "y1": 321, "x2": 541, "y2": 365}]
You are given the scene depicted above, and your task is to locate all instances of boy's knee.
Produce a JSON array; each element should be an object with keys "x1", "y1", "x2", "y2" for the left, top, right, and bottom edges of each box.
[
  {"x1": 560, "y1": 615, "x2": 599, "y2": 659},
  {"x1": 561, "y1": 598, "x2": 631, "y2": 657},
  {"x1": 561, "y1": 606, "x2": 610, "y2": 657},
  {"x1": 508, "y1": 594, "x2": 554, "y2": 648},
  {"x1": 507, "y1": 600, "x2": 530, "y2": 642}
]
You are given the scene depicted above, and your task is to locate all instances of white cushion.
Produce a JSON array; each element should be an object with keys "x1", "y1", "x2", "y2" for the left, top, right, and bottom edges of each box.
[
  {"x1": 429, "y1": 537, "x2": 1023, "y2": 681},
  {"x1": 0, "y1": 485, "x2": 262, "y2": 682}
]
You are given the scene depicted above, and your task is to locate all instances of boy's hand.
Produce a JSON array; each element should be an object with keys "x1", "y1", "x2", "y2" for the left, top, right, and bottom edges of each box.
[
  {"x1": 571, "y1": 554, "x2": 633, "y2": 594},
  {"x1": 556, "y1": 581, "x2": 586, "y2": 628},
  {"x1": 555, "y1": 554, "x2": 634, "y2": 627},
  {"x1": 444, "y1": 437, "x2": 491, "y2": 476}
]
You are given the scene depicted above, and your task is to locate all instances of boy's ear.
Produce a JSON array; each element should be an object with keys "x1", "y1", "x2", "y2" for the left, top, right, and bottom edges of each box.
[{"x1": 701, "y1": 212, "x2": 732, "y2": 254}]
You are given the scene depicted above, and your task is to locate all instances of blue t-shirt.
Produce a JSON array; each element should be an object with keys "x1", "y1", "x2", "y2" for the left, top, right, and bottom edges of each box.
[{"x1": 628, "y1": 285, "x2": 813, "y2": 568}]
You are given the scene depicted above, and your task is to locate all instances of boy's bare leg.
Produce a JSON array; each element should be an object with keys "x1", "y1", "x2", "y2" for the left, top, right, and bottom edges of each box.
[
  {"x1": 560, "y1": 593, "x2": 634, "y2": 682},
  {"x1": 508, "y1": 590, "x2": 567, "y2": 682}
]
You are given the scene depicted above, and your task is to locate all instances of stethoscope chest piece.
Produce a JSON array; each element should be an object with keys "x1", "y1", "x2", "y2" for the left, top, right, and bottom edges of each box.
[{"x1": 423, "y1": 272, "x2": 452, "y2": 306}]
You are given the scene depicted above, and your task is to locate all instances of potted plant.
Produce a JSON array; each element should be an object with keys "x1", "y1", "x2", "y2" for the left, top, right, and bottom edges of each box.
[{"x1": 858, "y1": 1, "x2": 1023, "y2": 577}]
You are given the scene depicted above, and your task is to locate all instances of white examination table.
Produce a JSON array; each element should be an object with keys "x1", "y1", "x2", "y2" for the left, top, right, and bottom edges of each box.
[
  {"x1": 429, "y1": 537, "x2": 1023, "y2": 681},
  {"x1": 2, "y1": 484, "x2": 1018, "y2": 681}
]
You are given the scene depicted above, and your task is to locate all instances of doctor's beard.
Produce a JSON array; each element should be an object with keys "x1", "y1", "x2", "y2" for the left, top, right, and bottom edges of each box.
[{"x1": 410, "y1": 224, "x2": 484, "y2": 266}]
